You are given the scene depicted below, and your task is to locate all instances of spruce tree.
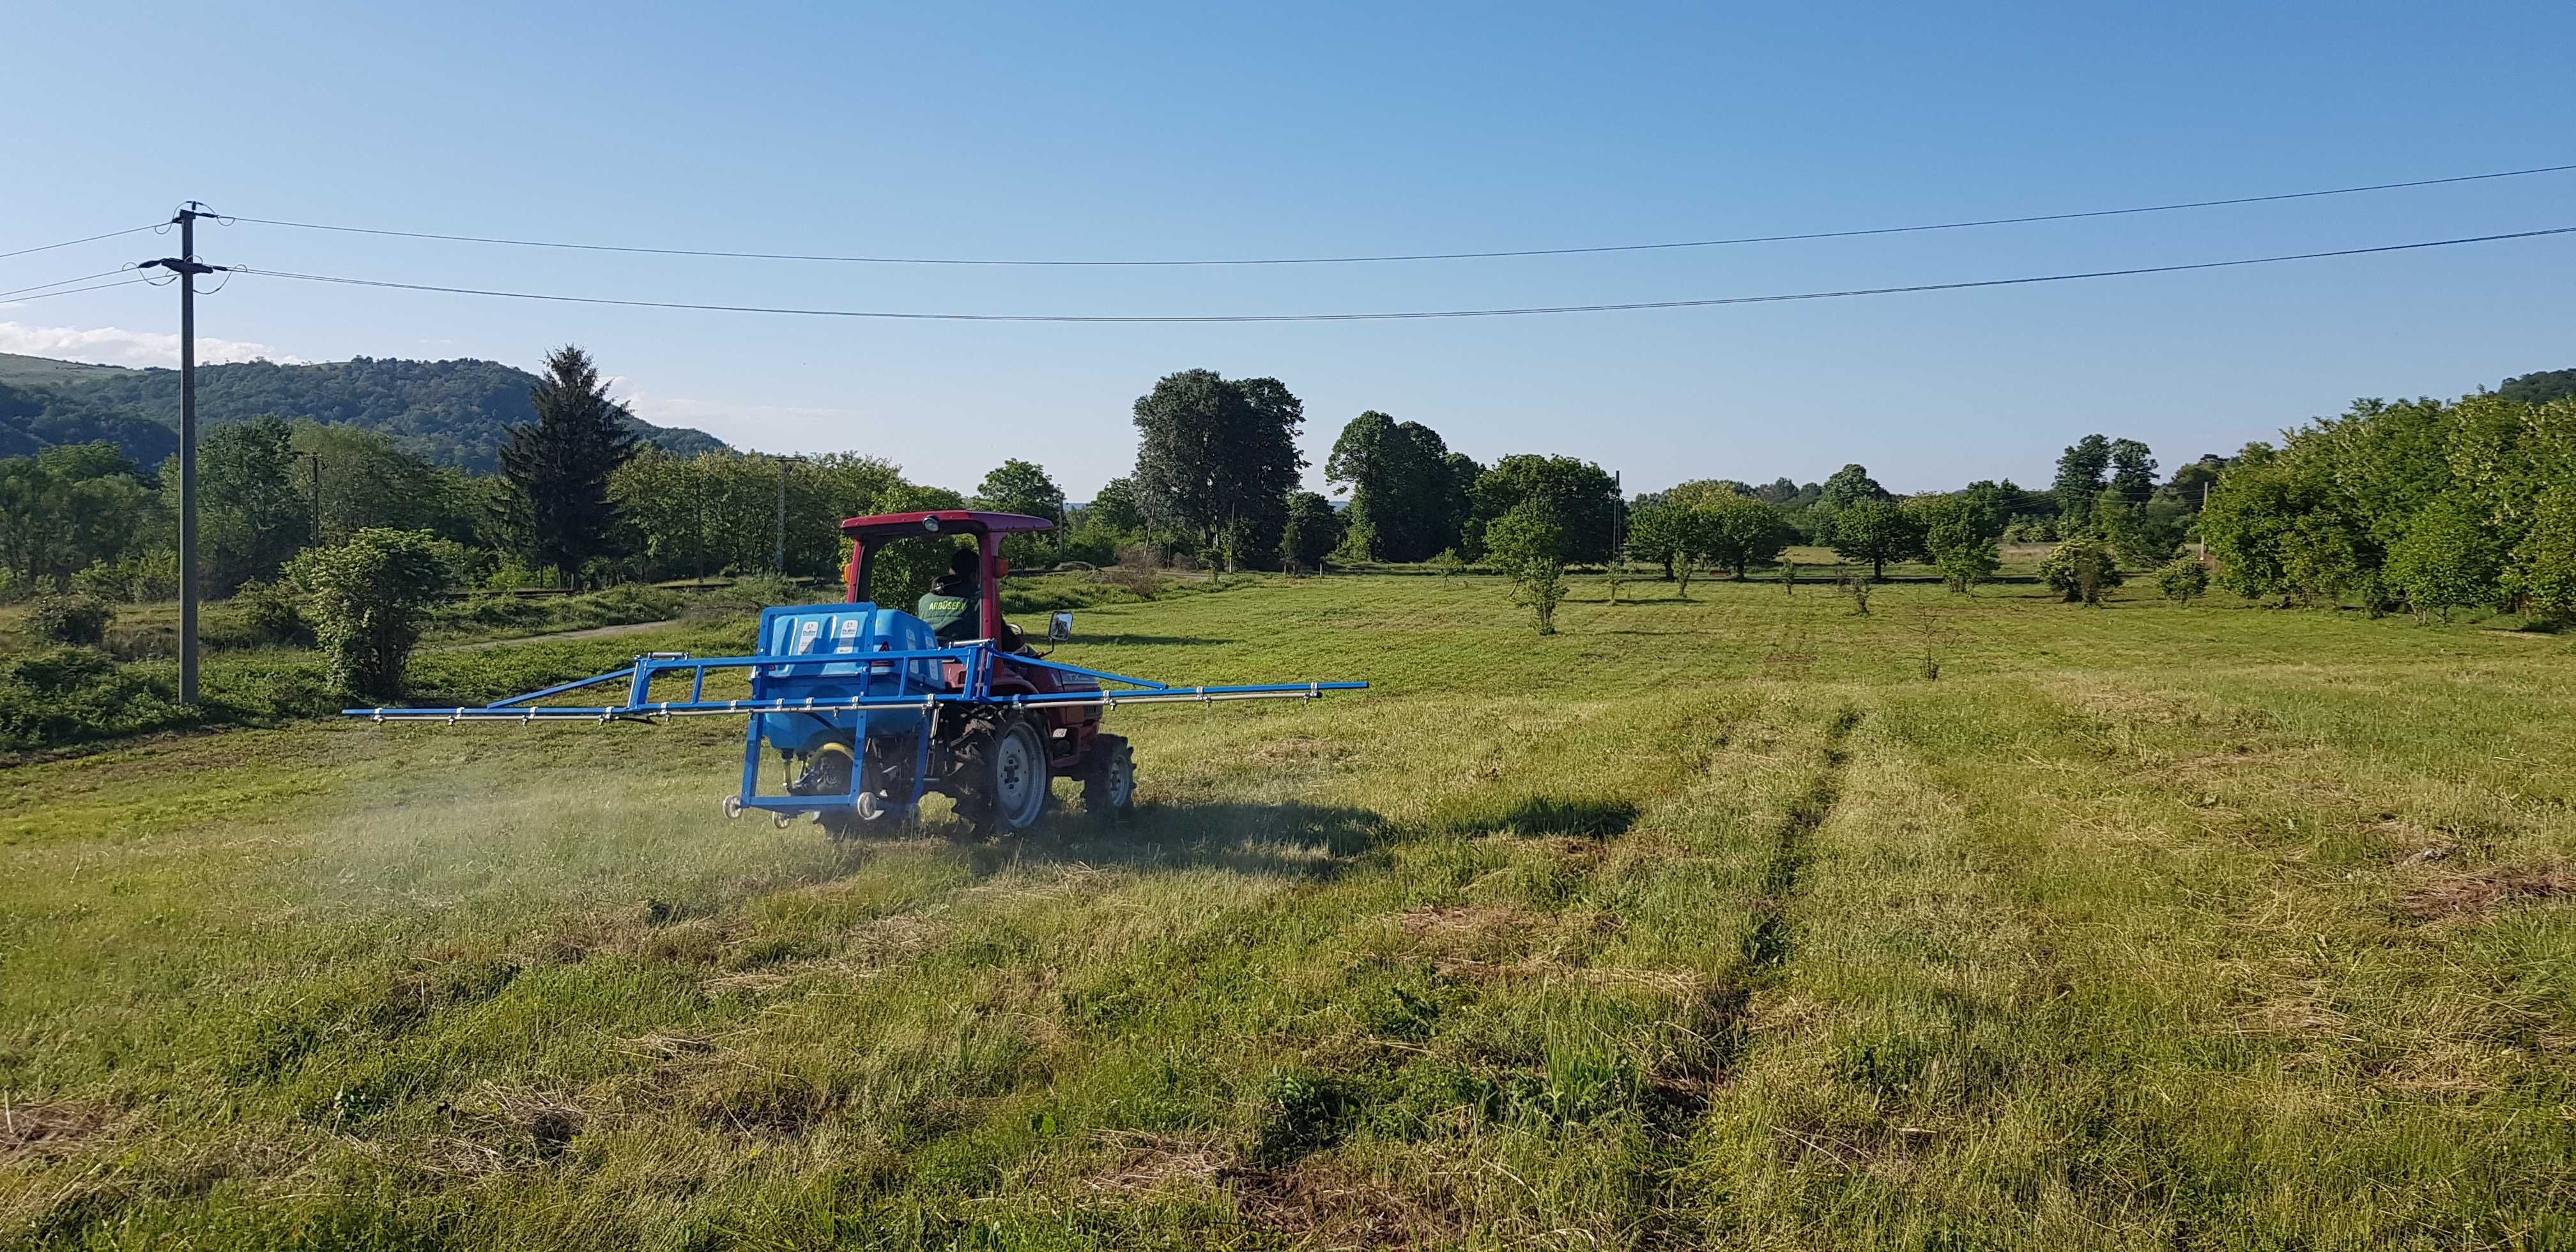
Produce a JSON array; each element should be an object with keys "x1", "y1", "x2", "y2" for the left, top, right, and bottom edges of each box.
[{"x1": 498, "y1": 346, "x2": 637, "y2": 586}]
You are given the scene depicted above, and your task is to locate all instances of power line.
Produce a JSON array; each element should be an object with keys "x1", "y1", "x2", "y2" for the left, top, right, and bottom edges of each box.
[
  {"x1": 0, "y1": 224, "x2": 165, "y2": 263},
  {"x1": 0, "y1": 267, "x2": 140, "y2": 301},
  {"x1": 225, "y1": 162, "x2": 2576, "y2": 267},
  {"x1": 0, "y1": 276, "x2": 157, "y2": 303},
  {"x1": 231, "y1": 224, "x2": 2576, "y2": 324}
]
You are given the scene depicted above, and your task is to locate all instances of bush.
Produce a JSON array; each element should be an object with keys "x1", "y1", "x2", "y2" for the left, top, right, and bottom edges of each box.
[
  {"x1": 2156, "y1": 557, "x2": 2211, "y2": 604},
  {"x1": 2039, "y1": 537, "x2": 2125, "y2": 605},
  {"x1": 287, "y1": 529, "x2": 451, "y2": 700},
  {"x1": 27, "y1": 593, "x2": 114, "y2": 646},
  {"x1": 231, "y1": 580, "x2": 313, "y2": 645},
  {"x1": 0, "y1": 646, "x2": 194, "y2": 751},
  {"x1": 1096, "y1": 565, "x2": 1161, "y2": 599}
]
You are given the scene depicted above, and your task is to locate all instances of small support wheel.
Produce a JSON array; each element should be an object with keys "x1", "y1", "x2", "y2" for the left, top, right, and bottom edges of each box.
[
  {"x1": 723, "y1": 795, "x2": 745, "y2": 819},
  {"x1": 1082, "y1": 733, "x2": 1136, "y2": 821}
]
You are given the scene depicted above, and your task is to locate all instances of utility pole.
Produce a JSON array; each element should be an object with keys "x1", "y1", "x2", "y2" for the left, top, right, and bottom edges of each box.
[
  {"x1": 136, "y1": 203, "x2": 229, "y2": 706},
  {"x1": 302, "y1": 450, "x2": 323, "y2": 545},
  {"x1": 1610, "y1": 470, "x2": 1623, "y2": 574},
  {"x1": 772, "y1": 454, "x2": 804, "y2": 575}
]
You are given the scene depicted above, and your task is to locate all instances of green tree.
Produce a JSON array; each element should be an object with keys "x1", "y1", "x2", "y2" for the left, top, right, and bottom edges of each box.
[
  {"x1": 497, "y1": 346, "x2": 637, "y2": 587},
  {"x1": 2505, "y1": 482, "x2": 2576, "y2": 623},
  {"x1": 1705, "y1": 494, "x2": 1793, "y2": 579},
  {"x1": 1483, "y1": 499, "x2": 1568, "y2": 634},
  {"x1": 1130, "y1": 369, "x2": 1303, "y2": 570},
  {"x1": 1469, "y1": 455, "x2": 1620, "y2": 563},
  {"x1": 1830, "y1": 498, "x2": 1924, "y2": 581},
  {"x1": 191, "y1": 415, "x2": 309, "y2": 593},
  {"x1": 2384, "y1": 497, "x2": 2501, "y2": 621},
  {"x1": 2108, "y1": 438, "x2": 2158, "y2": 507},
  {"x1": 287, "y1": 528, "x2": 450, "y2": 699},
  {"x1": 289, "y1": 422, "x2": 469, "y2": 544},
  {"x1": 975, "y1": 458, "x2": 1066, "y2": 568},
  {"x1": 1912, "y1": 494, "x2": 2002, "y2": 592},
  {"x1": 1623, "y1": 498, "x2": 1687, "y2": 581},
  {"x1": 2054, "y1": 434, "x2": 2112, "y2": 530},
  {"x1": 1326, "y1": 413, "x2": 1461, "y2": 561},
  {"x1": 1278, "y1": 491, "x2": 1344, "y2": 574}
]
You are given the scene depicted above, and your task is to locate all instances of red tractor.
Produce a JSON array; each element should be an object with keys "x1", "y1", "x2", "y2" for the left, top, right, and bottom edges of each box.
[
  {"x1": 812, "y1": 508, "x2": 1131, "y2": 836},
  {"x1": 343, "y1": 510, "x2": 1365, "y2": 837}
]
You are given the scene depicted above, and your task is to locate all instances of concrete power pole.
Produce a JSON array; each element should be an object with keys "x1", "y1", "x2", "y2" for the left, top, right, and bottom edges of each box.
[{"x1": 137, "y1": 204, "x2": 229, "y2": 705}]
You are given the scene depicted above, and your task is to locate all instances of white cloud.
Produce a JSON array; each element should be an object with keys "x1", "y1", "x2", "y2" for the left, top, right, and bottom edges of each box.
[{"x1": 0, "y1": 321, "x2": 308, "y2": 368}]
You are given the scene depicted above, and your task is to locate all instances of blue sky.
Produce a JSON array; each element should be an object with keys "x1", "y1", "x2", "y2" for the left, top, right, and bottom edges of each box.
[{"x1": 4, "y1": 1, "x2": 2572, "y2": 498}]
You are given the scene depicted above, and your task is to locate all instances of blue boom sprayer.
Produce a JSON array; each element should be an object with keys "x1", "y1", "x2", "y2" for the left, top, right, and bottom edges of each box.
[{"x1": 346, "y1": 510, "x2": 1367, "y2": 837}]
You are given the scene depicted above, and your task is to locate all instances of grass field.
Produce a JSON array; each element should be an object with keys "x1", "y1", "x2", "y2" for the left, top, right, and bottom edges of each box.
[{"x1": 5, "y1": 574, "x2": 2575, "y2": 1249}]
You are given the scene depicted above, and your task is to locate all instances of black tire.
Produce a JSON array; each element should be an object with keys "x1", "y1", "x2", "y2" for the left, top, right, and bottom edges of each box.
[
  {"x1": 951, "y1": 713, "x2": 1052, "y2": 836},
  {"x1": 1081, "y1": 733, "x2": 1136, "y2": 821},
  {"x1": 792, "y1": 743, "x2": 901, "y2": 841}
]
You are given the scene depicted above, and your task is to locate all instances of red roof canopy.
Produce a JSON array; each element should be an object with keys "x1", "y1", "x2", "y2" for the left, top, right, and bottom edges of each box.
[{"x1": 839, "y1": 509, "x2": 1054, "y2": 538}]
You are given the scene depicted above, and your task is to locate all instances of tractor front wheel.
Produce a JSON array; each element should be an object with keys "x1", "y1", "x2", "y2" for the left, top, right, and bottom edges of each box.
[
  {"x1": 1082, "y1": 733, "x2": 1135, "y2": 821},
  {"x1": 952, "y1": 714, "x2": 1052, "y2": 836}
]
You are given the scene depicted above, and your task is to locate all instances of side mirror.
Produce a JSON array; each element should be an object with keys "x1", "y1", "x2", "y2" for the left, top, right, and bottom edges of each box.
[{"x1": 1048, "y1": 611, "x2": 1073, "y2": 643}]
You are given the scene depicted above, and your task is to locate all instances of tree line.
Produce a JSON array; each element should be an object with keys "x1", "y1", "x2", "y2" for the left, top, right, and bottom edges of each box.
[{"x1": 5, "y1": 349, "x2": 2571, "y2": 636}]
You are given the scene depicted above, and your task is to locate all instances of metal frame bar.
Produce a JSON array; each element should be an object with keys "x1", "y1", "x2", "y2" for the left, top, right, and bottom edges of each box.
[{"x1": 346, "y1": 634, "x2": 1366, "y2": 820}]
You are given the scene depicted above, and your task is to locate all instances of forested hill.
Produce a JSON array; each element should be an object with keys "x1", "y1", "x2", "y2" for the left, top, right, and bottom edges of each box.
[{"x1": 0, "y1": 353, "x2": 728, "y2": 471}]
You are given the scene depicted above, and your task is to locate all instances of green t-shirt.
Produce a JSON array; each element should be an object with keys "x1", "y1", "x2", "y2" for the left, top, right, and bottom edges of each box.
[{"x1": 916, "y1": 586, "x2": 977, "y2": 639}]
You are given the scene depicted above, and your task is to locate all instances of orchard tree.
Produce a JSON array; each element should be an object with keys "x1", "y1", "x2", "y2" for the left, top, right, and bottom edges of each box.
[
  {"x1": 1830, "y1": 498, "x2": 1924, "y2": 581},
  {"x1": 1705, "y1": 494, "x2": 1793, "y2": 579},
  {"x1": 498, "y1": 346, "x2": 638, "y2": 587},
  {"x1": 1130, "y1": 369, "x2": 1303, "y2": 570},
  {"x1": 1623, "y1": 498, "x2": 1686, "y2": 581},
  {"x1": 1484, "y1": 498, "x2": 1568, "y2": 634},
  {"x1": 1912, "y1": 494, "x2": 2002, "y2": 592}
]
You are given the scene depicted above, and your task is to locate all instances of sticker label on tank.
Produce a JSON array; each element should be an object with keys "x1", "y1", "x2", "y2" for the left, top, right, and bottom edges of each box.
[
  {"x1": 796, "y1": 620, "x2": 822, "y2": 653},
  {"x1": 835, "y1": 617, "x2": 861, "y2": 652}
]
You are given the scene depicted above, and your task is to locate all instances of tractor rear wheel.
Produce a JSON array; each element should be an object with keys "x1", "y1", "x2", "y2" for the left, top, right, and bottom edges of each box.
[
  {"x1": 1082, "y1": 733, "x2": 1135, "y2": 821},
  {"x1": 951, "y1": 713, "x2": 1051, "y2": 836}
]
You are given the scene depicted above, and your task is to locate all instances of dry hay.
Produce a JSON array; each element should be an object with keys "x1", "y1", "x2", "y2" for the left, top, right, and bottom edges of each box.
[
  {"x1": 2399, "y1": 866, "x2": 2576, "y2": 921},
  {"x1": 1084, "y1": 1133, "x2": 1459, "y2": 1249},
  {"x1": 0, "y1": 1098, "x2": 119, "y2": 1160}
]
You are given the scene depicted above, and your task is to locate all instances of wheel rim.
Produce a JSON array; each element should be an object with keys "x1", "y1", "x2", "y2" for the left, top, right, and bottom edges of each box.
[
  {"x1": 1105, "y1": 749, "x2": 1134, "y2": 808},
  {"x1": 990, "y1": 724, "x2": 1047, "y2": 828}
]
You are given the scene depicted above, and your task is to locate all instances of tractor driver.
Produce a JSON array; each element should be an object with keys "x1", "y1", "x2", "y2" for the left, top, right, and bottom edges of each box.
[
  {"x1": 916, "y1": 545, "x2": 1032, "y2": 651},
  {"x1": 916, "y1": 547, "x2": 982, "y2": 643}
]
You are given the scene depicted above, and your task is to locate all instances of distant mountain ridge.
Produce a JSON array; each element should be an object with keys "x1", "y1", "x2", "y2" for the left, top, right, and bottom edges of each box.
[{"x1": 0, "y1": 353, "x2": 728, "y2": 471}]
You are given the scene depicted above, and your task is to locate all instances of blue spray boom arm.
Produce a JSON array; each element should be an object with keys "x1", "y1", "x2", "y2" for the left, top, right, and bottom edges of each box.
[{"x1": 344, "y1": 644, "x2": 1367, "y2": 722}]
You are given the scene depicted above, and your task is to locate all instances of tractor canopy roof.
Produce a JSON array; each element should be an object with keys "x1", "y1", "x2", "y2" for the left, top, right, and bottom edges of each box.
[{"x1": 839, "y1": 510, "x2": 1055, "y2": 539}]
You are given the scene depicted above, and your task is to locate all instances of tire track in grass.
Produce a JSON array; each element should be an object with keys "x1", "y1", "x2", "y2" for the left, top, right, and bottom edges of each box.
[{"x1": 1646, "y1": 706, "x2": 1860, "y2": 1131}]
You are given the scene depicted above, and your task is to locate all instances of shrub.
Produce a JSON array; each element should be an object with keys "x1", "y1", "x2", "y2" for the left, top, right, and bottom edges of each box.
[
  {"x1": 287, "y1": 529, "x2": 450, "y2": 699},
  {"x1": 231, "y1": 580, "x2": 313, "y2": 646},
  {"x1": 2156, "y1": 557, "x2": 2211, "y2": 604},
  {"x1": 0, "y1": 646, "x2": 193, "y2": 751},
  {"x1": 2506, "y1": 485, "x2": 2576, "y2": 624},
  {"x1": 1431, "y1": 548, "x2": 1466, "y2": 579},
  {"x1": 27, "y1": 593, "x2": 114, "y2": 646},
  {"x1": 2039, "y1": 537, "x2": 2124, "y2": 605},
  {"x1": 1096, "y1": 565, "x2": 1161, "y2": 599}
]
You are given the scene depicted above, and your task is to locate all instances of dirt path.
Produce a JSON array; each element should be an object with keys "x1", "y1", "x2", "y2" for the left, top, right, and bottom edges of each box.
[{"x1": 433, "y1": 618, "x2": 683, "y2": 652}]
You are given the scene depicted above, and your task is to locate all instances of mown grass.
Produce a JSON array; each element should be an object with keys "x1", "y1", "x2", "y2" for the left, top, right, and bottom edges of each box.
[{"x1": 3, "y1": 575, "x2": 2573, "y2": 1248}]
